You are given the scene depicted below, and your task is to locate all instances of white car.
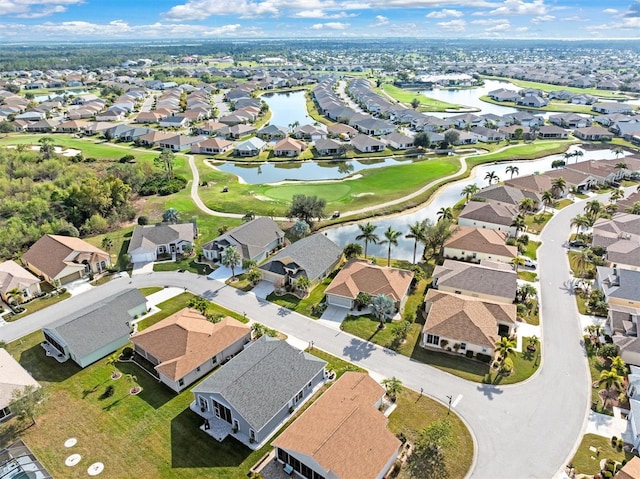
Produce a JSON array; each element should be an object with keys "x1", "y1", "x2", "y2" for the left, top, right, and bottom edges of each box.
[{"x1": 520, "y1": 257, "x2": 537, "y2": 269}]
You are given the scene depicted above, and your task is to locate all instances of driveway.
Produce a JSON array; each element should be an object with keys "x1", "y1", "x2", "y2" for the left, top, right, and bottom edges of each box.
[
  {"x1": 251, "y1": 280, "x2": 275, "y2": 299},
  {"x1": 1, "y1": 187, "x2": 634, "y2": 478},
  {"x1": 132, "y1": 261, "x2": 154, "y2": 275},
  {"x1": 207, "y1": 265, "x2": 245, "y2": 281}
]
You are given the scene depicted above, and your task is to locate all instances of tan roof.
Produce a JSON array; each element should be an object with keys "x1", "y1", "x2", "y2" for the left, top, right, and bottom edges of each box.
[
  {"x1": 423, "y1": 289, "x2": 516, "y2": 348},
  {"x1": 272, "y1": 372, "x2": 400, "y2": 479},
  {"x1": 325, "y1": 259, "x2": 414, "y2": 302},
  {"x1": 130, "y1": 309, "x2": 251, "y2": 381},
  {"x1": 0, "y1": 349, "x2": 40, "y2": 410},
  {"x1": 274, "y1": 137, "x2": 306, "y2": 152},
  {"x1": 0, "y1": 260, "x2": 40, "y2": 296},
  {"x1": 617, "y1": 457, "x2": 640, "y2": 479},
  {"x1": 504, "y1": 174, "x2": 553, "y2": 194},
  {"x1": 458, "y1": 201, "x2": 518, "y2": 226},
  {"x1": 327, "y1": 123, "x2": 358, "y2": 135},
  {"x1": 194, "y1": 138, "x2": 232, "y2": 148},
  {"x1": 444, "y1": 226, "x2": 517, "y2": 259},
  {"x1": 542, "y1": 168, "x2": 592, "y2": 187},
  {"x1": 22, "y1": 234, "x2": 109, "y2": 279},
  {"x1": 138, "y1": 131, "x2": 174, "y2": 143},
  {"x1": 567, "y1": 160, "x2": 616, "y2": 178}
]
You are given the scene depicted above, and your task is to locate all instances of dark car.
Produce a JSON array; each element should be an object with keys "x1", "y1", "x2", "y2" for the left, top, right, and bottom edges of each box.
[{"x1": 569, "y1": 240, "x2": 589, "y2": 248}]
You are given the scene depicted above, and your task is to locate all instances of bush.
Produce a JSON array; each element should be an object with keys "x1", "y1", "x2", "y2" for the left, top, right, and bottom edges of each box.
[
  {"x1": 121, "y1": 347, "x2": 134, "y2": 359},
  {"x1": 465, "y1": 350, "x2": 474, "y2": 358},
  {"x1": 476, "y1": 353, "x2": 492, "y2": 363},
  {"x1": 137, "y1": 215, "x2": 149, "y2": 226}
]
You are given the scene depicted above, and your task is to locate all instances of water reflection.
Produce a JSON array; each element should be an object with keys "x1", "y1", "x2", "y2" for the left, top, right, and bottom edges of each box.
[
  {"x1": 324, "y1": 147, "x2": 628, "y2": 260},
  {"x1": 261, "y1": 90, "x2": 310, "y2": 128}
]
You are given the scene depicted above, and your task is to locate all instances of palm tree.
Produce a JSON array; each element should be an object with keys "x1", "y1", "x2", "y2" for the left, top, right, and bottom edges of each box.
[
  {"x1": 563, "y1": 151, "x2": 574, "y2": 164},
  {"x1": 295, "y1": 276, "x2": 311, "y2": 293},
  {"x1": 573, "y1": 149, "x2": 584, "y2": 163},
  {"x1": 126, "y1": 374, "x2": 141, "y2": 395},
  {"x1": 575, "y1": 247, "x2": 593, "y2": 277},
  {"x1": 518, "y1": 197, "x2": 536, "y2": 215},
  {"x1": 484, "y1": 171, "x2": 499, "y2": 186},
  {"x1": 221, "y1": 246, "x2": 241, "y2": 280},
  {"x1": 437, "y1": 207, "x2": 453, "y2": 222},
  {"x1": 611, "y1": 147, "x2": 624, "y2": 159},
  {"x1": 380, "y1": 226, "x2": 401, "y2": 267},
  {"x1": 517, "y1": 284, "x2": 537, "y2": 303},
  {"x1": 511, "y1": 256, "x2": 525, "y2": 273},
  {"x1": 370, "y1": 294, "x2": 395, "y2": 329},
  {"x1": 506, "y1": 165, "x2": 519, "y2": 179},
  {"x1": 246, "y1": 267, "x2": 262, "y2": 285},
  {"x1": 511, "y1": 215, "x2": 526, "y2": 238},
  {"x1": 551, "y1": 177, "x2": 566, "y2": 198},
  {"x1": 609, "y1": 188, "x2": 624, "y2": 204},
  {"x1": 541, "y1": 190, "x2": 554, "y2": 212},
  {"x1": 585, "y1": 199, "x2": 603, "y2": 223},
  {"x1": 406, "y1": 220, "x2": 426, "y2": 265},
  {"x1": 355, "y1": 222, "x2": 379, "y2": 259},
  {"x1": 598, "y1": 370, "x2": 623, "y2": 410},
  {"x1": 611, "y1": 356, "x2": 627, "y2": 376},
  {"x1": 626, "y1": 202, "x2": 640, "y2": 215},
  {"x1": 494, "y1": 336, "x2": 517, "y2": 361},
  {"x1": 381, "y1": 377, "x2": 403, "y2": 402},
  {"x1": 460, "y1": 184, "x2": 480, "y2": 204},
  {"x1": 570, "y1": 214, "x2": 590, "y2": 235},
  {"x1": 106, "y1": 353, "x2": 121, "y2": 379},
  {"x1": 101, "y1": 236, "x2": 113, "y2": 252},
  {"x1": 6, "y1": 288, "x2": 23, "y2": 306},
  {"x1": 162, "y1": 208, "x2": 179, "y2": 224}
]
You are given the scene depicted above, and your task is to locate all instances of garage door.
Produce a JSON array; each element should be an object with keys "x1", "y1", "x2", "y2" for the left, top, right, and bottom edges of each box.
[
  {"x1": 59, "y1": 271, "x2": 82, "y2": 285},
  {"x1": 326, "y1": 294, "x2": 352, "y2": 308},
  {"x1": 132, "y1": 252, "x2": 156, "y2": 263}
]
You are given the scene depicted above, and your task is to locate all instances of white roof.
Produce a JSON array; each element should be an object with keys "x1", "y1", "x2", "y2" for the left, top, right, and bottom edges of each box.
[{"x1": 0, "y1": 349, "x2": 40, "y2": 409}]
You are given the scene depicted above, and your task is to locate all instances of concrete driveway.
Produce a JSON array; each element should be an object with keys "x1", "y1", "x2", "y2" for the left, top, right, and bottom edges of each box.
[
  {"x1": 132, "y1": 261, "x2": 154, "y2": 275},
  {"x1": 207, "y1": 265, "x2": 245, "y2": 281},
  {"x1": 251, "y1": 280, "x2": 275, "y2": 299}
]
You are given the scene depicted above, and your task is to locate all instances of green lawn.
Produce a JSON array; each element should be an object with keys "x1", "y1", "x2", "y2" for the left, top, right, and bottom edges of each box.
[
  {"x1": 153, "y1": 257, "x2": 214, "y2": 276},
  {"x1": 304, "y1": 347, "x2": 366, "y2": 378},
  {"x1": 266, "y1": 274, "x2": 335, "y2": 319},
  {"x1": 479, "y1": 95, "x2": 595, "y2": 114},
  {"x1": 522, "y1": 240, "x2": 541, "y2": 260},
  {"x1": 5, "y1": 292, "x2": 71, "y2": 322},
  {"x1": 555, "y1": 199, "x2": 574, "y2": 209},
  {"x1": 570, "y1": 434, "x2": 634, "y2": 476},
  {"x1": 380, "y1": 84, "x2": 463, "y2": 111},
  {"x1": 568, "y1": 251, "x2": 596, "y2": 278},
  {"x1": 525, "y1": 212, "x2": 553, "y2": 234},
  {"x1": 85, "y1": 226, "x2": 135, "y2": 271},
  {"x1": 518, "y1": 271, "x2": 537, "y2": 282},
  {"x1": 465, "y1": 141, "x2": 573, "y2": 167},
  {"x1": 519, "y1": 299, "x2": 540, "y2": 326},
  {"x1": 584, "y1": 340, "x2": 618, "y2": 416},
  {"x1": 139, "y1": 287, "x2": 163, "y2": 296}
]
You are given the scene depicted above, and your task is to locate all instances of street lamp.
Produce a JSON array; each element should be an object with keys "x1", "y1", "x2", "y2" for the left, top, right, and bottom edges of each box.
[{"x1": 446, "y1": 395, "x2": 452, "y2": 415}]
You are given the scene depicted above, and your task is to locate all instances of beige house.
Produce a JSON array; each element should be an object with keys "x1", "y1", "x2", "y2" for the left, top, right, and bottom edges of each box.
[
  {"x1": 273, "y1": 137, "x2": 306, "y2": 157},
  {"x1": 131, "y1": 309, "x2": 251, "y2": 392},
  {"x1": 422, "y1": 289, "x2": 516, "y2": 356},
  {"x1": 325, "y1": 259, "x2": 414, "y2": 312},
  {"x1": 0, "y1": 349, "x2": 40, "y2": 422},
  {"x1": 22, "y1": 234, "x2": 110, "y2": 286},
  {"x1": 457, "y1": 201, "x2": 520, "y2": 236},
  {"x1": 432, "y1": 260, "x2": 517, "y2": 304},
  {"x1": 443, "y1": 226, "x2": 517, "y2": 264},
  {"x1": 272, "y1": 372, "x2": 401, "y2": 479},
  {"x1": 0, "y1": 260, "x2": 42, "y2": 304}
]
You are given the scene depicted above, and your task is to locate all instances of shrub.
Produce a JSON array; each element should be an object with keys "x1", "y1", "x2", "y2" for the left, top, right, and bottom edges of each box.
[
  {"x1": 465, "y1": 350, "x2": 474, "y2": 359},
  {"x1": 476, "y1": 353, "x2": 492, "y2": 363},
  {"x1": 440, "y1": 339, "x2": 449, "y2": 349},
  {"x1": 137, "y1": 215, "x2": 149, "y2": 225},
  {"x1": 121, "y1": 347, "x2": 134, "y2": 359},
  {"x1": 603, "y1": 471, "x2": 612, "y2": 479}
]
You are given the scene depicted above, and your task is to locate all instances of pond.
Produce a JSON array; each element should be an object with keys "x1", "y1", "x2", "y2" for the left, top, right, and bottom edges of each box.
[
  {"x1": 261, "y1": 90, "x2": 311, "y2": 129},
  {"x1": 324, "y1": 147, "x2": 630, "y2": 261},
  {"x1": 214, "y1": 157, "x2": 416, "y2": 184}
]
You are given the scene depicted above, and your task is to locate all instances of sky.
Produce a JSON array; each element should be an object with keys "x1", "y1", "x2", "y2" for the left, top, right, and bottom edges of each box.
[{"x1": 0, "y1": 0, "x2": 639, "y2": 41}]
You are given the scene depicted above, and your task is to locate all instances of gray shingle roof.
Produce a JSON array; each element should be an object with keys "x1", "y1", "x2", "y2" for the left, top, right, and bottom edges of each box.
[
  {"x1": 597, "y1": 267, "x2": 640, "y2": 302},
  {"x1": 128, "y1": 223, "x2": 195, "y2": 253},
  {"x1": 46, "y1": 289, "x2": 146, "y2": 359},
  {"x1": 202, "y1": 217, "x2": 284, "y2": 260},
  {"x1": 192, "y1": 336, "x2": 326, "y2": 431},
  {"x1": 433, "y1": 260, "x2": 517, "y2": 301},
  {"x1": 259, "y1": 234, "x2": 342, "y2": 282}
]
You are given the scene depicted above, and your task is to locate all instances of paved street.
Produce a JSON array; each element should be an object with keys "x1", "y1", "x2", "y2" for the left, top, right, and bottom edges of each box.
[{"x1": 0, "y1": 190, "x2": 630, "y2": 478}]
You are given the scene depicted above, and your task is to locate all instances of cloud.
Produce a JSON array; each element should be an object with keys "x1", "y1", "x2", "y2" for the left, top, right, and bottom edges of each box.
[
  {"x1": 293, "y1": 9, "x2": 355, "y2": 18},
  {"x1": 470, "y1": 18, "x2": 505, "y2": 25},
  {"x1": 485, "y1": 20, "x2": 510, "y2": 31},
  {"x1": 372, "y1": 14, "x2": 388, "y2": 25},
  {"x1": 486, "y1": 0, "x2": 547, "y2": 16},
  {"x1": 0, "y1": 0, "x2": 82, "y2": 18},
  {"x1": 626, "y1": 1, "x2": 640, "y2": 17},
  {"x1": 531, "y1": 14, "x2": 554, "y2": 23},
  {"x1": 437, "y1": 19, "x2": 466, "y2": 31},
  {"x1": 426, "y1": 9, "x2": 463, "y2": 18},
  {"x1": 311, "y1": 21, "x2": 350, "y2": 29},
  {"x1": 603, "y1": 8, "x2": 618, "y2": 14}
]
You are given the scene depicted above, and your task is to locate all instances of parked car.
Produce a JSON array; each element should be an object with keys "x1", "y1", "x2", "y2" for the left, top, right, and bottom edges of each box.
[
  {"x1": 519, "y1": 257, "x2": 537, "y2": 269},
  {"x1": 332, "y1": 211, "x2": 340, "y2": 218},
  {"x1": 569, "y1": 240, "x2": 589, "y2": 248}
]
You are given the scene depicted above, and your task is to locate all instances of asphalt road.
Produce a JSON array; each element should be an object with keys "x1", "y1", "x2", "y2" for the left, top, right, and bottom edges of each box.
[{"x1": 2, "y1": 192, "x2": 626, "y2": 478}]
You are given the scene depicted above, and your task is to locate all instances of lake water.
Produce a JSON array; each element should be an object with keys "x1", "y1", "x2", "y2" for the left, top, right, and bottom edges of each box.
[
  {"x1": 215, "y1": 157, "x2": 415, "y2": 184},
  {"x1": 261, "y1": 90, "x2": 311, "y2": 129},
  {"x1": 421, "y1": 79, "x2": 520, "y2": 117},
  {"x1": 324, "y1": 147, "x2": 629, "y2": 261}
]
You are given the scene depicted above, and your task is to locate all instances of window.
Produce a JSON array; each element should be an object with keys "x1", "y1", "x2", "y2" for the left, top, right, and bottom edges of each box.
[
  {"x1": 212, "y1": 357, "x2": 217, "y2": 366},
  {"x1": 249, "y1": 429, "x2": 255, "y2": 441},
  {"x1": 196, "y1": 366, "x2": 201, "y2": 373},
  {"x1": 482, "y1": 347, "x2": 487, "y2": 353},
  {"x1": 460, "y1": 343, "x2": 467, "y2": 351},
  {"x1": 295, "y1": 390, "x2": 303, "y2": 403},
  {"x1": 178, "y1": 379, "x2": 184, "y2": 387},
  {"x1": 425, "y1": 334, "x2": 440, "y2": 346}
]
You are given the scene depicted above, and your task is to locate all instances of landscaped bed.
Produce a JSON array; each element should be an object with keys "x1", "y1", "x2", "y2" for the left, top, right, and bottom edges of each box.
[{"x1": 570, "y1": 433, "x2": 634, "y2": 476}]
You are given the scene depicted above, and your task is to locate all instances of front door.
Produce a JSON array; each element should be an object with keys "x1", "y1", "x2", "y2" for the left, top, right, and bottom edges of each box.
[{"x1": 213, "y1": 400, "x2": 232, "y2": 424}]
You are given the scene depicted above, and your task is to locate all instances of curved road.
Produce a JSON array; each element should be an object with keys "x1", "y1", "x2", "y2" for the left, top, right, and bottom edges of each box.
[{"x1": 1, "y1": 192, "x2": 608, "y2": 478}]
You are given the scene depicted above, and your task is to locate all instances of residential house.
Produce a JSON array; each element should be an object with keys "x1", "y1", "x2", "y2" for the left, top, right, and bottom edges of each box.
[
  {"x1": 22, "y1": 234, "x2": 110, "y2": 286},
  {"x1": 542, "y1": 168, "x2": 596, "y2": 192},
  {"x1": 42, "y1": 289, "x2": 147, "y2": 368},
  {"x1": 504, "y1": 173, "x2": 555, "y2": 197},
  {"x1": 223, "y1": 124, "x2": 257, "y2": 139},
  {"x1": 138, "y1": 131, "x2": 175, "y2": 148},
  {"x1": 592, "y1": 102, "x2": 633, "y2": 115},
  {"x1": 0, "y1": 260, "x2": 41, "y2": 304},
  {"x1": 158, "y1": 134, "x2": 207, "y2": 152},
  {"x1": 159, "y1": 116, "x2": 189, "y2": 129},
  {"x1": 56, "y1": 119, "x2": 90, "y2": 133},
  {"x1": 573, "y1": 126, "x2": 614, "y2": 141},
  {"x1": 566, "y1": 160, "x2": 622, "y2": 186},
  {"x1": 273, "y1": 137, "x2": 306, "y2": 157},
  {"x1": 382, "y1": 131, "x2": 414, "y2": 150},
  {"x1": 202, "y1": 217, "x2": 285, "y2": 263},
  {"x1": 516, "y1": 95, "x2": 548, "y2": 108},
  {"x1": 0, "y1": 349, "x2": 40, "y2": 422},
  {"x1": 0, "y1": 440, "x2": 52, "y2": 478},
  {"x1": 450, "y1": 113, "x2": 483, "y2": 129},
  {"x1": 351, "y1": 134, "x2": 386, "y2": 153},
  {"x1": 471, "y1": 126, "x2": 506, "y2": 143},
  {"x1": 595, "y1": 266, "x2": 640, "y2": 309},
  {"x1": 293, "y1": 125, "x2": 327, "y2": 141},
  {"x1": 618, "y1": 191, "x2": 640, "y2": 214},
  {"x1": 327, "y1": 123, "x2": 358, "y2": 139},
  {"x1": 443, "y1": 226, "x2": 517, "y2": 264},
  {"x1": 498, "y1": 125, "x2": 532, "y2": 140},
  {"x1": 536, "y1": 125, "x2": 569, "y2": 140},
  {"x1": 474, "y1": 184, "x2": 541, "y2": 208},
  {"x1": 272, "y1": 372, "x2": 401, "y2": 479},
  {"x1": 191, "y1": 336, "x2": 327, "y2": 448},
  {"x1": 257, "y1": 124, "x2": 288, "y2": 140},
  {"x1": 260, "y1": 234, "x2": 342, "y2": 288},
  {"x1": 195, "y1": 120, "x2": 226, "y2": 136},
  {"x1": 422, "y1": 289, "x2": 516, "y2": 356},
  {"x1": 314, "y1": 138, "x2": 343, "y2": 156},
  {"x1": 351, "y1": 118, "x2": 395, "y2": 136},
  {"x1": 548, "y1": 113, "x2": 592, "y2": 129},
  {"x1": 325, "y1": 259, "x2": 414, "y2": 313},
  {"x1": 127, "y1": 223, "x2": 196, "y2": 263},
  {"x1": 457, "y1": 201, "x2": 520, "y2": 236},
  {"x1": 432, "y1": 260, "x2": 517, "y2": 304},
  {"x1": 191, "y1": 138, "x2": 233, "y2": 155},
  {"x1": 234, "y1": 137, "x2": 266, "y2": 157},
  {"x1": 134, "y1": 111, "x2": 165, "y2": 124},
  {"x1": 608, "y1": 305, "x2": 640, "y2": 366},
  {"x1": 131, "y1": 309, "x2": 251, "y2": 392},
  {"x1": 488, "y1": 88, "x2": 520, "y2": 102}
]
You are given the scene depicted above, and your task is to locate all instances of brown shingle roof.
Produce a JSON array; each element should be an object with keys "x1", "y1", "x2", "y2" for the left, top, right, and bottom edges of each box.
[
  {"x1": 616, "y1": 456, "x2": 640, "y2": 479},
  {"x1": 444, "y1": 226, "x2": 517, "y2": 259},
  {"x1": 272, "y1": 372, "x2": 400, "y2": 479},
  {"x1": 325, "y1": 259, "x2": 414, "y2": 302},
  {"x1": 458, "y1": 201, "x2": 518, "y2": 226},
  {"x1": 504, "y1": 173, "x2": 553, "y2": 194},
  {"x1": 22, "y1": 234, "x2": 109, "y2": 279},
  {"x1": 131, "y1": 309, "x2": 250, "y2": 381},
  {"x1": 423, "y1": 289, "x2": 516, "y2": 347}
]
